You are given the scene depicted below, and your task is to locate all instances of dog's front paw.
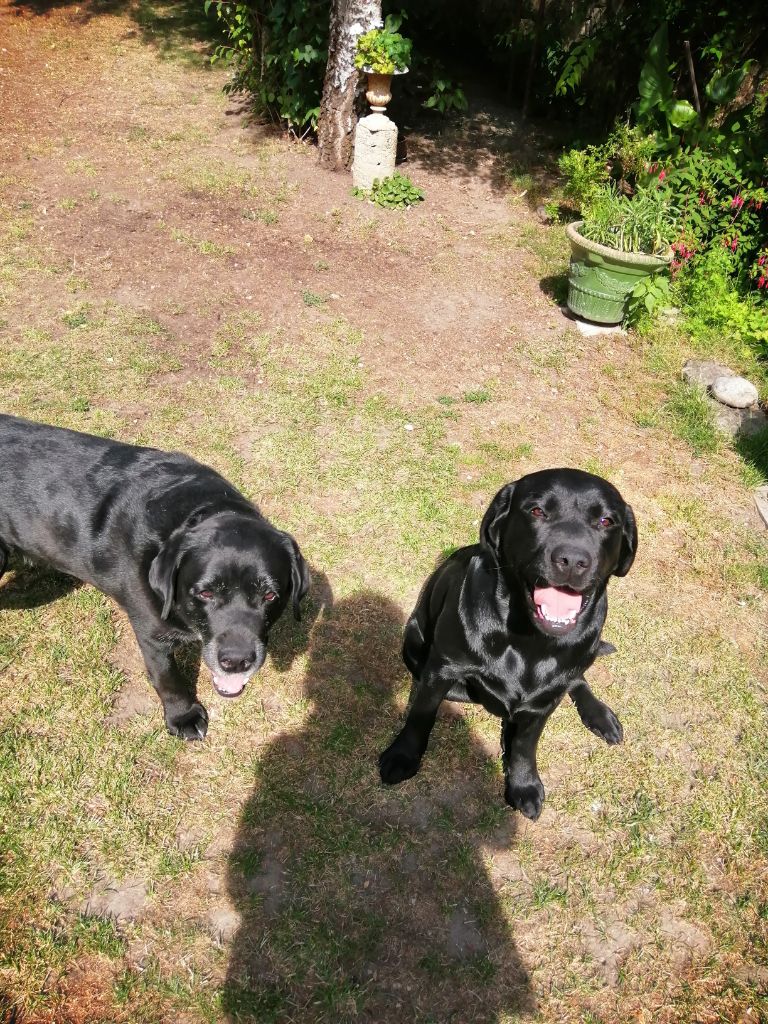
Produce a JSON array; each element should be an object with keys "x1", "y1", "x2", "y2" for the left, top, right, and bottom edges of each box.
[
  {"x1": 379, "y1": 743, "x2": 422, "y2": 785},
  {"x1": 504, "y1": 776, "x2": 545, "y2": 820},
  {"x1": 580, "y1": 701, "x2": 623, "y2": 746},
  {"x1": 166, "y1": 702, "x2": 209, "y2": 741}
]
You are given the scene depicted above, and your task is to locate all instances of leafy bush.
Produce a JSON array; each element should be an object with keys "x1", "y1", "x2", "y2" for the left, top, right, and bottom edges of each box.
[
  {"x1": 626, "y1": 273, "x2": 672, "y2": 328},
  {"x1": 676, "y1": 248, "x2": 768, "y2": 356},
  {"x1": 206, "y1": 0, "x2": 327, "y2": 133},
  {"x1": 558, "y1": 124, "x2": 657, "y2": 209},
  {"x1": 353, "y1": 172, "x2": 424, "y2": 209},
  {"x1": 423, "y1": 61, "x2": 467, "y2": 114},
  {"x1": 355, "y1": 20, "x2": 411, "y2": 75}
]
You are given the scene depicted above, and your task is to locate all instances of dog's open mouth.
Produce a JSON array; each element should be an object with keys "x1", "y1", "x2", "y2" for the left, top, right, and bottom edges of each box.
[
  {"x1": 211, "y1": 671, "x2": 251, "y2": 698},
  {"x1": 532, "y1": 585, "x2": 584, "y2": 633}
]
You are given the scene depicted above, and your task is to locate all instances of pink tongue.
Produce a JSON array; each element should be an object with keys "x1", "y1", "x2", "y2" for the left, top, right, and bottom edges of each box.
[
  {"x1": 533, "y1": 586, "x2": 583, "y2": 617},
  {"x1": 213, "y1": 672, "x2": 249, "y2": 696}
]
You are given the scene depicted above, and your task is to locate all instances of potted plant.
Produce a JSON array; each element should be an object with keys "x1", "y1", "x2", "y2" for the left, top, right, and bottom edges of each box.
[
  {"x1": 565, "y1": 182, "x2": 678, "y2": 324},
  {"x1": 355, "y1": 20, "x2": 412, "y2": 113}
]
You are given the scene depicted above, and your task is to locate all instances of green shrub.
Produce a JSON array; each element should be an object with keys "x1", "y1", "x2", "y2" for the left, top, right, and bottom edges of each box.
[
  {"x1": 558, "y1": 124, "x2": 657, "y2": 209},
  {"x1": 676, "y1": 248, "x2": 768, "y2": 357},
  {"x1": 353, "y1": 173, "x2": 424, "y2": 209},
  {"x1": 206, "y1": 0, "x2": 326, "y2": 133},
  {"x1": 423, "y1": 61, "x2": 467, "y2": 115}
]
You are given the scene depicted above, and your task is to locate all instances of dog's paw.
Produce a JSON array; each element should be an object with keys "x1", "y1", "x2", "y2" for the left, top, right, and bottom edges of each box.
[
  {"x1": 504, "y1": 777, "x2": 545, "y2": 820},
  {"x1": 581, "y1": 702, "x2": 623, "y2": 745},
  {"x1": 166, "y1": 702, "x2": 209, "y2": 741},
  {"x1": 379, "y1": 744, "x2": 422, "y2": 785}
]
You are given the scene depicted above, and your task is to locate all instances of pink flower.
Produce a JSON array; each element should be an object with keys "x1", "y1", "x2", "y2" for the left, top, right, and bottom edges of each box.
[
  {"x1": 730, "y1": 195, "x2": 744, "y2": 209},
  {"x1": 759, "y1": 277, "x2": 766, "y2": 289},
  {"x1": 658, "y1": 169, "x2": 667, "y2": 182}
]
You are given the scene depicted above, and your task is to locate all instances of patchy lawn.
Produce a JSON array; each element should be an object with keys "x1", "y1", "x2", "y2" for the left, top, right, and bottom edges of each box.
[{"x1": 0, "y1": 2, "x2": 766, "y2": 1023}]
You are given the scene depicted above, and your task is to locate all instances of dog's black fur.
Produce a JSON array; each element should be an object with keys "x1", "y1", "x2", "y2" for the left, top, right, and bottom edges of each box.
[
  {"x1": 0, "y1": 414, "x2": 310, "y2": 739},
  {"x1": 379, "y1": 468, "x2": 637, "y2": 819}
]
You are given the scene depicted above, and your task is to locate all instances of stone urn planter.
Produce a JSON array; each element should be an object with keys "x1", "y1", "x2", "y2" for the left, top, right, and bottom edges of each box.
[
  {"x1": 363, "y1": 67, "x2": 407, "y2": 114},
  {"x1": 566, "y1": 220, "x2": 672, "y2": 325}
]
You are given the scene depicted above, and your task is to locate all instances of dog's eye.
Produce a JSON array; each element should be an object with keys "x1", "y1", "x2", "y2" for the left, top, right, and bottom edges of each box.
[
  {"x1": 263, "y1": 591, "x2": 277, "y2": 603},
  {"x1": 599, "y1": 516, "x2": 615, "y2": 528},
  {"x1": 197, "y1": 589, "x2": 215, "y2": 601},
  {"x1": 530, "y1": 506, "x2": 545, "y2": 518}
]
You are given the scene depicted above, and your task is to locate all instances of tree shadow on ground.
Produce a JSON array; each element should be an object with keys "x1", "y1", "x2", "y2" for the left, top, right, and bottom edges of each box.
[
  {"x1": 735, "y1": 426, "x2": 768, "y2": 486},
  {"x1": 10, "y1": 0, "x2": 223, "y2": 64},
  {"x1": 391, "y1": 83, "x2": 564, "y2": 197},
  {"x1": 540, "y1": 272, "x2": 569, "y2": 307},
  {"x1": 222, "y1": 582, "x2": 535, "y2": 1023}
]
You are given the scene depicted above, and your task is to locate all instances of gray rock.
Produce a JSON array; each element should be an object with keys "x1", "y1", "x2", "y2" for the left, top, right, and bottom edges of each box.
[
  {"x1": 82, "y1": 876, "x2": 147, "y2": 922},
  {"x1": 710, "y1": 374, "x2": 759, "y2": 409},
  {"x1": 708, "y1": 399, "x2": 766, "y2": 438},
  {"x1": 560, "y1": 307, "x2": 625, "y2": 336},
  {"x1": 682, "y1": 359, "x2": 734, "y2": 391},
  {"x1": 447, "y1": 907, "x2": 488, "y2": 959},
  {"x1": 208, "y1": 906, "x2": 241, "y2": 943},
  {"x1": 755, "y1": 486, "x2": 768, "y2": 529}
]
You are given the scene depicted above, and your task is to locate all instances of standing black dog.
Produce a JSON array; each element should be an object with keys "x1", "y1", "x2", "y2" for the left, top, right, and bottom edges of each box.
[
  {"x1": 379, "y1": 468, "x2": 637, "y2": 819},
  {"x1": 0, "y1": 414, "x2": 310, "y2": 740}
]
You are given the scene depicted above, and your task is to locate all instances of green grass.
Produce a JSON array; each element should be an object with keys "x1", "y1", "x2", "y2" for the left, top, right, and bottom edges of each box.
[
  {"x1": 664, "y1": 381, "x2": 720, "y2": 455},
  {"x1": 301, "y1": 289, "x2": 326, "y2": 308}
]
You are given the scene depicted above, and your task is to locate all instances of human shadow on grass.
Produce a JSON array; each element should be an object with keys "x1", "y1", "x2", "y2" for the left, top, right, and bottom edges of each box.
[{"x1": 223, "y1": 584, "x2": 535, "y2": 1023}]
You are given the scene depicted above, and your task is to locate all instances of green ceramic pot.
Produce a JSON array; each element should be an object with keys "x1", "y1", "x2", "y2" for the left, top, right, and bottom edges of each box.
[{"x1": 566, "y1": 221, "x2": 671, "y2": 325}]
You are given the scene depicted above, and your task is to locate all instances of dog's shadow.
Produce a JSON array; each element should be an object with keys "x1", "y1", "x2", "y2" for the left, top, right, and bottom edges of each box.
[
  {"x1": 222, "y1": 584, "x2": 536, "y2": 1022},
  {"x1": 0, "y1": 561, "x2": 81, "y2": 611}
]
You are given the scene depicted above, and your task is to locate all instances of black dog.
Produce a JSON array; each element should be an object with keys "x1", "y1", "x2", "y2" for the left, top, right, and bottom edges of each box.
[
  {"x1": 379, "y1": 468, "x2": 637, "y2": 819},
  {"x1": 0, "y1": 414, "x2": 310, "y2": 740}
]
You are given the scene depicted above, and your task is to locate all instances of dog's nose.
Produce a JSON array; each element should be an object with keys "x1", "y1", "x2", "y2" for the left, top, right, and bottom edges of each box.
[
  {"x1": 550, "y1": 544, "x2": 593, "y2": 577},
  {"x1": 217, "y1": 650, "x2": 256, "y2": 673}
]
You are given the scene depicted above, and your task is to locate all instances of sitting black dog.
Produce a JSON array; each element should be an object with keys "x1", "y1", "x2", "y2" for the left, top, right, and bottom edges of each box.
[
  {"x1": 379, "y1": 468, "x2": 637, "y2": 819},
  {"x1": 0, "y1": 414, "x2": 310, "y2": 740}
]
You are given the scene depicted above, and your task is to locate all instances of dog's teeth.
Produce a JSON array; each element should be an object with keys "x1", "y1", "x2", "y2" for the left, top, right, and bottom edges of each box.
[{"x1": 539, "y1": 603, "x2": 578, "y2": 626}]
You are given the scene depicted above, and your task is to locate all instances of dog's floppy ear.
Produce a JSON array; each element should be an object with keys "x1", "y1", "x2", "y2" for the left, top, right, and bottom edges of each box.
[
  {"x1": 285, "y1": 535, "x2": 311, "y2": 621},
  {"x1": 480, "y1": 481, "x2": 516, "y2": 563},
  {"x1": 614, "y1": 503, "x2": 638, "y2": 577},
  {"x1": 148, "y1": 527, "x2": 188, "y2": 620}
]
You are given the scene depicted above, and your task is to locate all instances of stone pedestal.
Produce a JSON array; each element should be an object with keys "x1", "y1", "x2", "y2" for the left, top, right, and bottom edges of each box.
[{"x1": 351, "y1": 112, "x2": 398, "y2": 191}]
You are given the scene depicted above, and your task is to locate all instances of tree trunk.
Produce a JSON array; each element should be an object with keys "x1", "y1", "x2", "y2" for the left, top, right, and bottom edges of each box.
[
  {"x1": 522, "y1": 0, "x2": 547, "y2": 121},
  {"x1": 317, "y1": 0, "x2": 382, "y2": 171}
]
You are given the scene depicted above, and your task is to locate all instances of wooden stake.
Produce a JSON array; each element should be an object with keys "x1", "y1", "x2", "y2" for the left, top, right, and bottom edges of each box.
[{"x1": 684, "y1": 39, "x2": 701, "y2": 114}]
